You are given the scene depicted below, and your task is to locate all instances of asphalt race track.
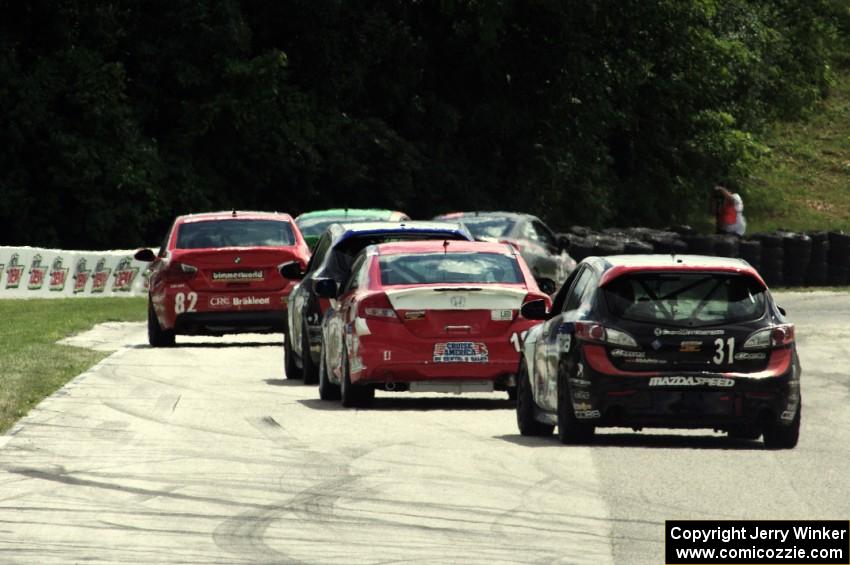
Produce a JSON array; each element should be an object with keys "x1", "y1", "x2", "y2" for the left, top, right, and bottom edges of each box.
[{"x1": 0, "y1": 292, "x2": 848, "y2": 564}]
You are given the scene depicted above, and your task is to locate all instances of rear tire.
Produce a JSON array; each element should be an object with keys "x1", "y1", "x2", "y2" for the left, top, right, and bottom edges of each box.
[
  {"x1": 763, "y1": 404, "x2": 800, "y2": 449},
  {"x1": 318, "y1": 350, "x2": 341, "y2": 401},
  {"x1": 301, "y1": 322, "x2": 319, "y2": 385},
  {"x1": 283, "y1": 327, "x2": 300, "y2": 380},
  {"x1": 148, "y1": 301, "x2": 175, "y2": 348},
  {"x1": 516, "y1": 360, "x2": 554, "y2": 437},
  {"x1": 557, "y1": 373, "x2": 595, "y2": 444},
  {"x1": 340, "y1": 349, "x2": 374, "y2": 408}
]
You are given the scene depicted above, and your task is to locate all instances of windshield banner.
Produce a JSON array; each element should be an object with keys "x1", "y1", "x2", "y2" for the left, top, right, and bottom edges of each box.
[{"x1": 0, "y1": 246, "x2": 151, "y2": 298}]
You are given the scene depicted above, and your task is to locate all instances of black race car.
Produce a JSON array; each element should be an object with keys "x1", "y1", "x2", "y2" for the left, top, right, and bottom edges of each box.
[{"x1": 516, "y1": 255, "x2": 801, "y2": 448}]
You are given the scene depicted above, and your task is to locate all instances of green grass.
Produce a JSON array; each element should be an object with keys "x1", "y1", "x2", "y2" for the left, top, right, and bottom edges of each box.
[
  {"x1": 0, "y1": 297, "x2": 145, "y2": 434},
  {"x1": 745, "y1": 68, "x2": 850, "y2": 233}
]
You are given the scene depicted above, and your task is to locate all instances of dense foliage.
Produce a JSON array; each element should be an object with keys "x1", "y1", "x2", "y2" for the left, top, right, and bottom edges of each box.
[{"x1": 0, "y1": 0, "x2": 846, "y2": 248}]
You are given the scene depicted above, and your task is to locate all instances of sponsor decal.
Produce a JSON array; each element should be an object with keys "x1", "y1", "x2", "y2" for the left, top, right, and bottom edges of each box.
[
  {"x1": 28, "y1": 255, "x2": 48, "y2": 290},
  {"x1": 450, "y1": 296, "x2": 466, "y2": 308},
  {"x1": 112, "y1": 257, "x2": 139, "y2": 292},
  {"x1": 654, "y1": 328, "x2": 724, "y2": 337},
  {"x1": 572, "y1": 390, "x2": 591, "y2": 400},
  {"x1": 648, "y1": 376, "x2": 734, "y2": 387},
  {"x1": 631, "y1": 357, "x2": 668, "y2": 364},
  {"x1": 383, "y1": 350, "x2": 392, "y2": 361},
  {"x1": 734, "y1": 352, "x2": 767, "y2": 361},
  {"x1": 570, "y1": 378, "x2": 592, "y2": 387},
  {"x1": 575, "y1": 409, "x2": 601, "y2": 419},
  {"x1": 212, "y1": 270, "x2": 264, "y2": 281},
  {"x1": 611, "y1": 349, "x2": 645, "y2": 358},
  {"x1": 780, "y1": 410, "x2": 796, "y2": 421},
  {"x1": 576, "y1": 363, "x2": 584, "y2": 377},
  {"x1": 405, "y1": 310, "x2": 426, "y2": 320},
  {"x1": 91, "y1": 258, "x2": 112, "y2": 293},
  {"x1": 679, "y1": 340, "x2": 702, "y2": 353},
  {"x1": 433, "y1": 342, "x2": 489, "y2": 363},
  {"x1": 651, "y1": 339, "x2": 662, "y2": 350},
  {"x1": 5, "y1": 253, "x2": 24, "y2": 289},
  {"x1": 232, "y1": 296, "x2": 271, "y2": 307},
  {"x1": 209, "y1": 296, "x2": 232, "y2": 308},
  {"x1": 491, "y1": 309, "x2": 513, "y2": 321},
  {"x1": 573, "y1": 401, "x2": 593, "y2": 411},
  {"x1": 73, "y1": 258, "x2": 91, "y2": 294},
  {"x1": 559, "y1": 334, "x2": 572, "y2": 353},
  {"x1": 49, "y1": 257, "x2": 69, "y2": 291}
]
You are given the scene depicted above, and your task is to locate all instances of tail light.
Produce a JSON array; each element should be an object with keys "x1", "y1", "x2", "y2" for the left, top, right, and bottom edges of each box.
[
  {"x1": 574, "y1": 321, "x2": 638, "y2": 348},
  {"x1": 743, "y1": 324, "x2": 795, "y2": 350},
  {"x1": 164, "y1": 261, "x2": 198, "y2": 281},
  {"x1": 359, "y1": 293, "x2": 398, "y2": 320}
]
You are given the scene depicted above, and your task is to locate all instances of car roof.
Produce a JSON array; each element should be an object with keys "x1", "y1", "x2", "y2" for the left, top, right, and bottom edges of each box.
[
  {"x1": 326, "y1": 221, "x2": 472, "y2": 246},
  {"x1": 433, "y1": 211, "x2": 530, "y2": 221},
  {"x1": 370, "y1": 239, "x2": 516, "y2": 256},
  {"x1": 295, "y1": 208, "x2": 406, "y2": 221},
  {"x1": 176, "y1": 211, "x2": 294, "y2": 223},
  {"x1": 588, "y1": 254, "x2": 765, "y2": 287}
]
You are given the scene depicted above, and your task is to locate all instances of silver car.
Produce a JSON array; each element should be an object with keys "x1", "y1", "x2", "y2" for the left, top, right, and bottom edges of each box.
[{"x1": 433, "y1": 211, "x2": 575, "y2": 293}]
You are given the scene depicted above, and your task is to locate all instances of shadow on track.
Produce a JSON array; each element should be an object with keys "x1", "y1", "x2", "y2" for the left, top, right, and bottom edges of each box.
[
  {"x1": 130, "y1": 341, "x2": 280, "y2": 349},
  {"x1": 495, "y1": 432, "x2": 768, "y2": 450},
  {"x1": 298, "y1": 396, "x2": 514, "y2": 412}
]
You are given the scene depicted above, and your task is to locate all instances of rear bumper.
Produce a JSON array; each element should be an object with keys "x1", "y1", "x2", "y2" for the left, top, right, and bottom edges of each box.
[
  {"x1": 570, "y1": 347, "x2": 800, "y2": 431},
  {"x1": 349, "y1": 330, "x2": 524, "y2": 389},
  {"x1": 155, "y1": 285, "x2": 293, "y2": 334}
]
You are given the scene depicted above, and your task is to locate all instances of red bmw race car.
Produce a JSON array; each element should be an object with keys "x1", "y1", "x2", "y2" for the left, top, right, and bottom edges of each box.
[
  {"x1": 135, "y1": 211, "x2": 310, "y2": 346},
  {"x1": 315, "y1": 240, "x2": 552, "y2": 406}
]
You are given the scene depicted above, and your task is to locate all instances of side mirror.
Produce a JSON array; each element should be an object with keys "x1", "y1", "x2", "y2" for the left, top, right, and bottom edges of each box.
[
  {"x1": 557, "y1": 235, "x2": 571, "y2": 253},
  {"x1": 313, "y1": 278, "x2": 338, "y2": 298},
  {"x1": 279, "y1": 261, "x2": 305, "y2": 280},
  {"x1": 520, "y1": 299, "x2": 549, "y2": 320},
  {"x1": 535, "y1": 277, "x2": 557, "y2": 295},
  {"x1": 778, "y1": 306, "x2": 787, "y2": 316},
  {"x1": 134, "y1": 248, "x2": 156, "y2": 262}
]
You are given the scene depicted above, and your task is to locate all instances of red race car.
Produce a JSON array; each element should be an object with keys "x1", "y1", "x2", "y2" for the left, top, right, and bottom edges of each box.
[
  {"x1": 316, "y1": 240, "x2": 552, "y2": 406},
  {"x1": 134, "y1": 211, "x2": 310, "y2": 346}
]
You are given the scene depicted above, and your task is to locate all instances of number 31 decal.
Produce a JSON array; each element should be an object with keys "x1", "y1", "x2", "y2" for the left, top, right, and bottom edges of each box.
[
  {"x1": 712, "y1": 337, "x2": 735, "y2": 365},
  {"x1": 175, "y1": 292, "x2": 198, "y2": 314}
]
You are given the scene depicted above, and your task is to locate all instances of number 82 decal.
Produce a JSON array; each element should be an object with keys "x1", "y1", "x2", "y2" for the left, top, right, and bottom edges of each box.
[{"x1": 175, "y1": 292, "x2": 198, "y2": 314}]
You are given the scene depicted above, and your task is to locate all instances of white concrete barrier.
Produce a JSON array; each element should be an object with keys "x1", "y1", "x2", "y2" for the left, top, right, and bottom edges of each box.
[{"x1": 0, "y1": 246, "x2": 151, "y2": 298}]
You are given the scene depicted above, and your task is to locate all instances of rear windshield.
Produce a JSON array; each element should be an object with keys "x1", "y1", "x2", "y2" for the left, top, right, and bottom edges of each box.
[
  {"x1": 176, "y1": 220, "x2": 295, "y2": 249},
  {"x1": 379, "y1": 252, "x2": 523, "y2": 285},
  {"x1": 602, "y1": 273, "x2": 766, "y2": 326},
  {"x1": 459, "y1": 217, "x2": 515, "y2": 239}
]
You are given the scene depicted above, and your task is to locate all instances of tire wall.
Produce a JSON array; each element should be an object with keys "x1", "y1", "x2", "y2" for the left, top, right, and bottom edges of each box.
[{"x1": 559, "y1": 228, "x2": 850, "y2": 288}]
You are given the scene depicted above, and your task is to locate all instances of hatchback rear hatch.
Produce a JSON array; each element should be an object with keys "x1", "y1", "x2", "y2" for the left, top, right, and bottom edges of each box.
[{"x1": 598, "y1": 271, "x2": 771, "y2": 373}]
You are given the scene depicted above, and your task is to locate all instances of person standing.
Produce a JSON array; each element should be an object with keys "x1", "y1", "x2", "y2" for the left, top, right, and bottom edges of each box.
[{"x1": 714, "y1": 185, "x2": 746, "y2": 236}]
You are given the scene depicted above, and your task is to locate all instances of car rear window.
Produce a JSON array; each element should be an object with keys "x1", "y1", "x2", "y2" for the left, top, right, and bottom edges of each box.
[
  {"x1": 297, "y1": 216, "x2": 381, "y2": 237},
  {"x1": 176, "y1": 220, "x2": 295, "y2": 249},
  {"x1": 602, "y1": 272, "x2": 766, "y2": 326},
  {"x1": 379, "y1": 252, "x2": 523, "y2": 285},
  {"x1": 458, "y1": 217, "x2": 515, "y2": 239}
]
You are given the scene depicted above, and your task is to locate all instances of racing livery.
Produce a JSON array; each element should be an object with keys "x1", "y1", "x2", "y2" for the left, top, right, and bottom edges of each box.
[
  {"x1": 433, "y1": 211, "x2": 575, "y2": 293},
  {"x1": 282, "y1": 221, "x2": 473, "y2": 384},
  {"x1": 135, "y1": 210, "x2": 310, "y2": 347},
  {"x1": 316, "y1": 240, "x2": 551, "y2": 407},
  {"x1": 516, "y1": 255, "x2": 801, "y2": 448}
]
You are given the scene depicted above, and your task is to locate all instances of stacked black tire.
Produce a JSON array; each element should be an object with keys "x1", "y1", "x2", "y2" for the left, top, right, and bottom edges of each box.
[
  {"x1": 828, "y1": 232, "x2": 850, "y2": 285},
  {"x1": 561, "y1": 225, "x2": 850, "y2": 288},
  {"x1": 780, "y1": 232, "x2": 812, "y2": 287}
]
